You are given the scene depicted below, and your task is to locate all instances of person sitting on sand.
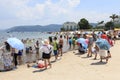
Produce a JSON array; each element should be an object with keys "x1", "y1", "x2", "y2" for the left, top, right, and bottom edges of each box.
[{"x1": 27, "y1": 59, "x2": 47, "y2": 69}]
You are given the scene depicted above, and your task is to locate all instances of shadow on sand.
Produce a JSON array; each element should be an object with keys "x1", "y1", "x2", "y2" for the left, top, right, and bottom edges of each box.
[
  {"x1": 91, "y1": 61, "x2": 107, "y2": 65},
  {"x1": 81, "y1": 56, "x2": 90, "y2": 59},
  {"x1": 51, "y1": 57, "x2": 61, "y2": 63},
  {"x1": 0, "y1": 68, "x2": 17, "y2": 73},
  {"x1": 74, "y1": 52, "x2": 85, "y2": 55},
  {"x1": 32, "y1": 68, "x2": 47, "y2": 73}
]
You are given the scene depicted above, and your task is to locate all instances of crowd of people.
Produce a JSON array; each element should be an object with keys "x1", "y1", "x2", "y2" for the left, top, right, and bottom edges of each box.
[{"x1": 0, "y1": 30, "x2": 119, "y2": 71}]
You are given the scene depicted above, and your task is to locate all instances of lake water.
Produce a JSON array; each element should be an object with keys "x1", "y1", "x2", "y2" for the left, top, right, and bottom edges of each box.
[{"x1": 0, "y1": 32, "x2": 54, "y2": 43}]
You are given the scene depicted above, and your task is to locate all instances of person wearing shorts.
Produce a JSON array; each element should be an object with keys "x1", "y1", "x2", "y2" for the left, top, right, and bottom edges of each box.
[
  {"x1": 58, "y1": 35, "x2": 63, "y2": 56},
  {"x1": 52, "y1": 37, "x2": 59, "y2": 61},
  {"x1": 40, "y1": 39, "x2": 53, "y2": 69}
]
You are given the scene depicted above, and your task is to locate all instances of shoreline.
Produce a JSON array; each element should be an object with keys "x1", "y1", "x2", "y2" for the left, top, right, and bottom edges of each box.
[{"x1": 0, "y1": 40, "x2": 120, "y2": 80}]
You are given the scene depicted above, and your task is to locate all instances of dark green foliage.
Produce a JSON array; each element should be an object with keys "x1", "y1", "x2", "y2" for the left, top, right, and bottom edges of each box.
[
  {"x1": 78, "y1": 18, "x2": 92, "y2": 29},
  {"x1": 110, "y1": 14, "x2": 118, "y2": 22},
  {"x1": 105, "y1": 21, "x2": 114, "y2": 30}
]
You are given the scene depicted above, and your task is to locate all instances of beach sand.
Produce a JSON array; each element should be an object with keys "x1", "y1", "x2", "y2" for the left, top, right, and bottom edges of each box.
[{"x1": 0, "y1": 40, "x2": 120, "y2": 80}]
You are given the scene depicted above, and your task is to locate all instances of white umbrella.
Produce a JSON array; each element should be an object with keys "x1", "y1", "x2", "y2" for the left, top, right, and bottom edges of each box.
[{"x1": 7, "y1": 37, "x2": 24, "y2": 50}]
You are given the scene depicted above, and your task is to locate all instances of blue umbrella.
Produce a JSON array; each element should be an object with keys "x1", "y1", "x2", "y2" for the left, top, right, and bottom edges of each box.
[
  {"x1": 77, "y1": 38, "x2": 88, "y2": 49},
  {"x1": 7, "y1": 38, "x2": 24, "y2": 50},
  {"x1": 96, "y1": 38, "x2": 111, "y2": 50}
]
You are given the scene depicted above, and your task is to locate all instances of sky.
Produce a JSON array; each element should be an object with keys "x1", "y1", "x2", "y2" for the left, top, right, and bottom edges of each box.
[{"x1": 0, "y1": 0, "x2": 120, "y2": 29}]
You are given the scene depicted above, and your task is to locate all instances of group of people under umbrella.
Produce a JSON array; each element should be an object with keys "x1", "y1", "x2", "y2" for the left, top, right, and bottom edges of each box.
[
  {"x1": 76, "y1": 31, "x2": 113, "y2": 63},
  {"x1": 0, "y1": 38, "x2": 24, "y2": 71}
]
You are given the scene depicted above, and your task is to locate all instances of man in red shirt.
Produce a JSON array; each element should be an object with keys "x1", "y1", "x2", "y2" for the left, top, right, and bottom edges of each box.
[{"x1": 101, "y1": 32, "x2": 108, "y2": 40}]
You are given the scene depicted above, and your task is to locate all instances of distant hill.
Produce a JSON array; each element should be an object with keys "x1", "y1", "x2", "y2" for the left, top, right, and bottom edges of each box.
[
  {"x1": 6, "y1": 24, "x2": 62, "y2": 32},
  {"x1": 90, "y1": 23, "x2": 97, "y2": 27},
  {"x1": 5, "y1": 23, "x2": 97, "y2": 32}
]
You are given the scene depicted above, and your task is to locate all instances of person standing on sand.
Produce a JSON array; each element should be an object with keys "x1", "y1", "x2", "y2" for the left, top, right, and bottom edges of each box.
[
  {"x1": 68, "y1": 37, "x2": 72, "y2": 49},
  {"x1": 34, "y1": 40, "x2": 39, "y2": 60},
  {"x1": 26, "y1": 46, "x2": 33, "y2": 63},
  {"x1": 58, "y1": 35, "x2": 64, "y2": 56},
  {"x1": 52, "y1": 37, "x2": 59, "y2": 61},
  {"x1": 72, "y1": 37, "x2": 76, "y2": 49},
  {"x1": 40, "y1": 39, "x2": 53, "y2": 69},
  {"x1": 87, "y1": 34, "x2": 94, "y2": 57},
  {"x1": 17, "y1": 50, "x2": 23, "y2": 65},
  {"x1": 101, "y1": 32, "x2": 112, "y2": 58},
  {"x1": 113, "y1": 30, "x2": 117, "y2": 44},
  {"x1": 49, "y1": 36, "x2": 53, "y2": 45},
  {"x1": 0, "y1": 43, "x2": 12, "y2": 71},
  {"x1": 11, "y1": 48, "x2": 18, "y2": 68}
]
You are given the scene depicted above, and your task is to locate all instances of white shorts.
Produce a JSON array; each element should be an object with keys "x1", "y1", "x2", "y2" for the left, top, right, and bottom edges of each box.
[{"x1": 98, "y1": 50, "x2": 108, "y2": 57}]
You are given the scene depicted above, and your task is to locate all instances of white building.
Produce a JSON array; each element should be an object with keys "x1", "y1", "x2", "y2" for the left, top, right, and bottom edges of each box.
[{"x1": 62, "y1": 22, "x2": 78, "y2": 31}]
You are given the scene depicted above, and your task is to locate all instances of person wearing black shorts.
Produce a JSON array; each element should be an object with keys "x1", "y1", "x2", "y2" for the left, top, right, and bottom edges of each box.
[{"x1": 40, "y1": 39, "x2": 53, "y2": 69}]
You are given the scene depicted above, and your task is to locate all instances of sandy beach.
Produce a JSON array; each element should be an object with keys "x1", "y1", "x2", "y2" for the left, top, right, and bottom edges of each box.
[{"x1": 0, "y1": 40, "x2": 120, "y2": 80}]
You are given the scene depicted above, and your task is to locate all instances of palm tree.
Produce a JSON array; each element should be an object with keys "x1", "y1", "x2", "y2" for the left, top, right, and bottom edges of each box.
[
  {"x1": 110, "y1": 14, "x2": 118, "y2": 29},
  {"x1": 110, "y1": 14, "x2": 118, "y2": 22}
]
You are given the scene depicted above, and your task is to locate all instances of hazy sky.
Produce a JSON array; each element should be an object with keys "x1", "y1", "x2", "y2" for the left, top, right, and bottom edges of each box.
[{"x1": 0, "y1": 0, "x2": 120, "y2": 29}]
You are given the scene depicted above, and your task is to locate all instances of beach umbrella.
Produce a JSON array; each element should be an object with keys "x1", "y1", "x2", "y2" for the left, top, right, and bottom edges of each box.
[
  {"x1": 7, "y1": 37, "x2": 24, "y2": 50},
  {"x1": 96, "y1": 38, "x2": 111, "y2": 50},
  {"x1": 77, "y1": 38, "x2": 88, "y2": 49}
]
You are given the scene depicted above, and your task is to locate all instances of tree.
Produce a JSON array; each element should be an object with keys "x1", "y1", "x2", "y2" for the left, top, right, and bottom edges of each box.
[
  {"x1": 60, "y1": 27, "x2": 65, "y2": 31},
  {"x1": 98, "y1": 21, "x2": 104, "y2": 25},
  {"x1": 105, "y1": 21, "x2": 114, "y2": 30},
  {"x1": 89, "y1": 24, "x2": 93, "y2": 29},
  {"x1": 110, "y1": 14, "x2": 118, "y2": 22},
  {"x1": 110, "y1": 14, "x2": 119, "y2": 29},
  {"x1": 78, "y1": 18, "x2": 91, "y2": 29}
]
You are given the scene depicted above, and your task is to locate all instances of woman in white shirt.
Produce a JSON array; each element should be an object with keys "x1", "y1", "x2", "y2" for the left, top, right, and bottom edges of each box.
[{"x1": 40, "y1": 39, "x2": 53, "y2": 69}]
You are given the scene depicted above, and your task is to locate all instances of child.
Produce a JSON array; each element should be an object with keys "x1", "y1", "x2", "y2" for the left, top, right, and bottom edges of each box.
[{"x1": 27, "y1": 59, "x2": 47, "y2": 69}]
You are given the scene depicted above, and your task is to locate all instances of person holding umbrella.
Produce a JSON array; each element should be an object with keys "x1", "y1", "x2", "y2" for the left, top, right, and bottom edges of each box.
[
  {"x1": 7, "y1": 37, "x2": 25, "y2": 68},
  {"x1": 95, "y1": 38, "x2": 111, "y2": 63},
  {"x1": 11, "y1": 48, "x2": 18, "y2": 68},
  {"x1": 0, "y1": 42, "x2": 13, "y2": 71}
]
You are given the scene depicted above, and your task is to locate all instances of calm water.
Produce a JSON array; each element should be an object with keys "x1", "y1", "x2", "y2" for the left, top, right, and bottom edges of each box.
[{"x1": 0, "y1": 32, "x2": 54, "y2": 44}]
